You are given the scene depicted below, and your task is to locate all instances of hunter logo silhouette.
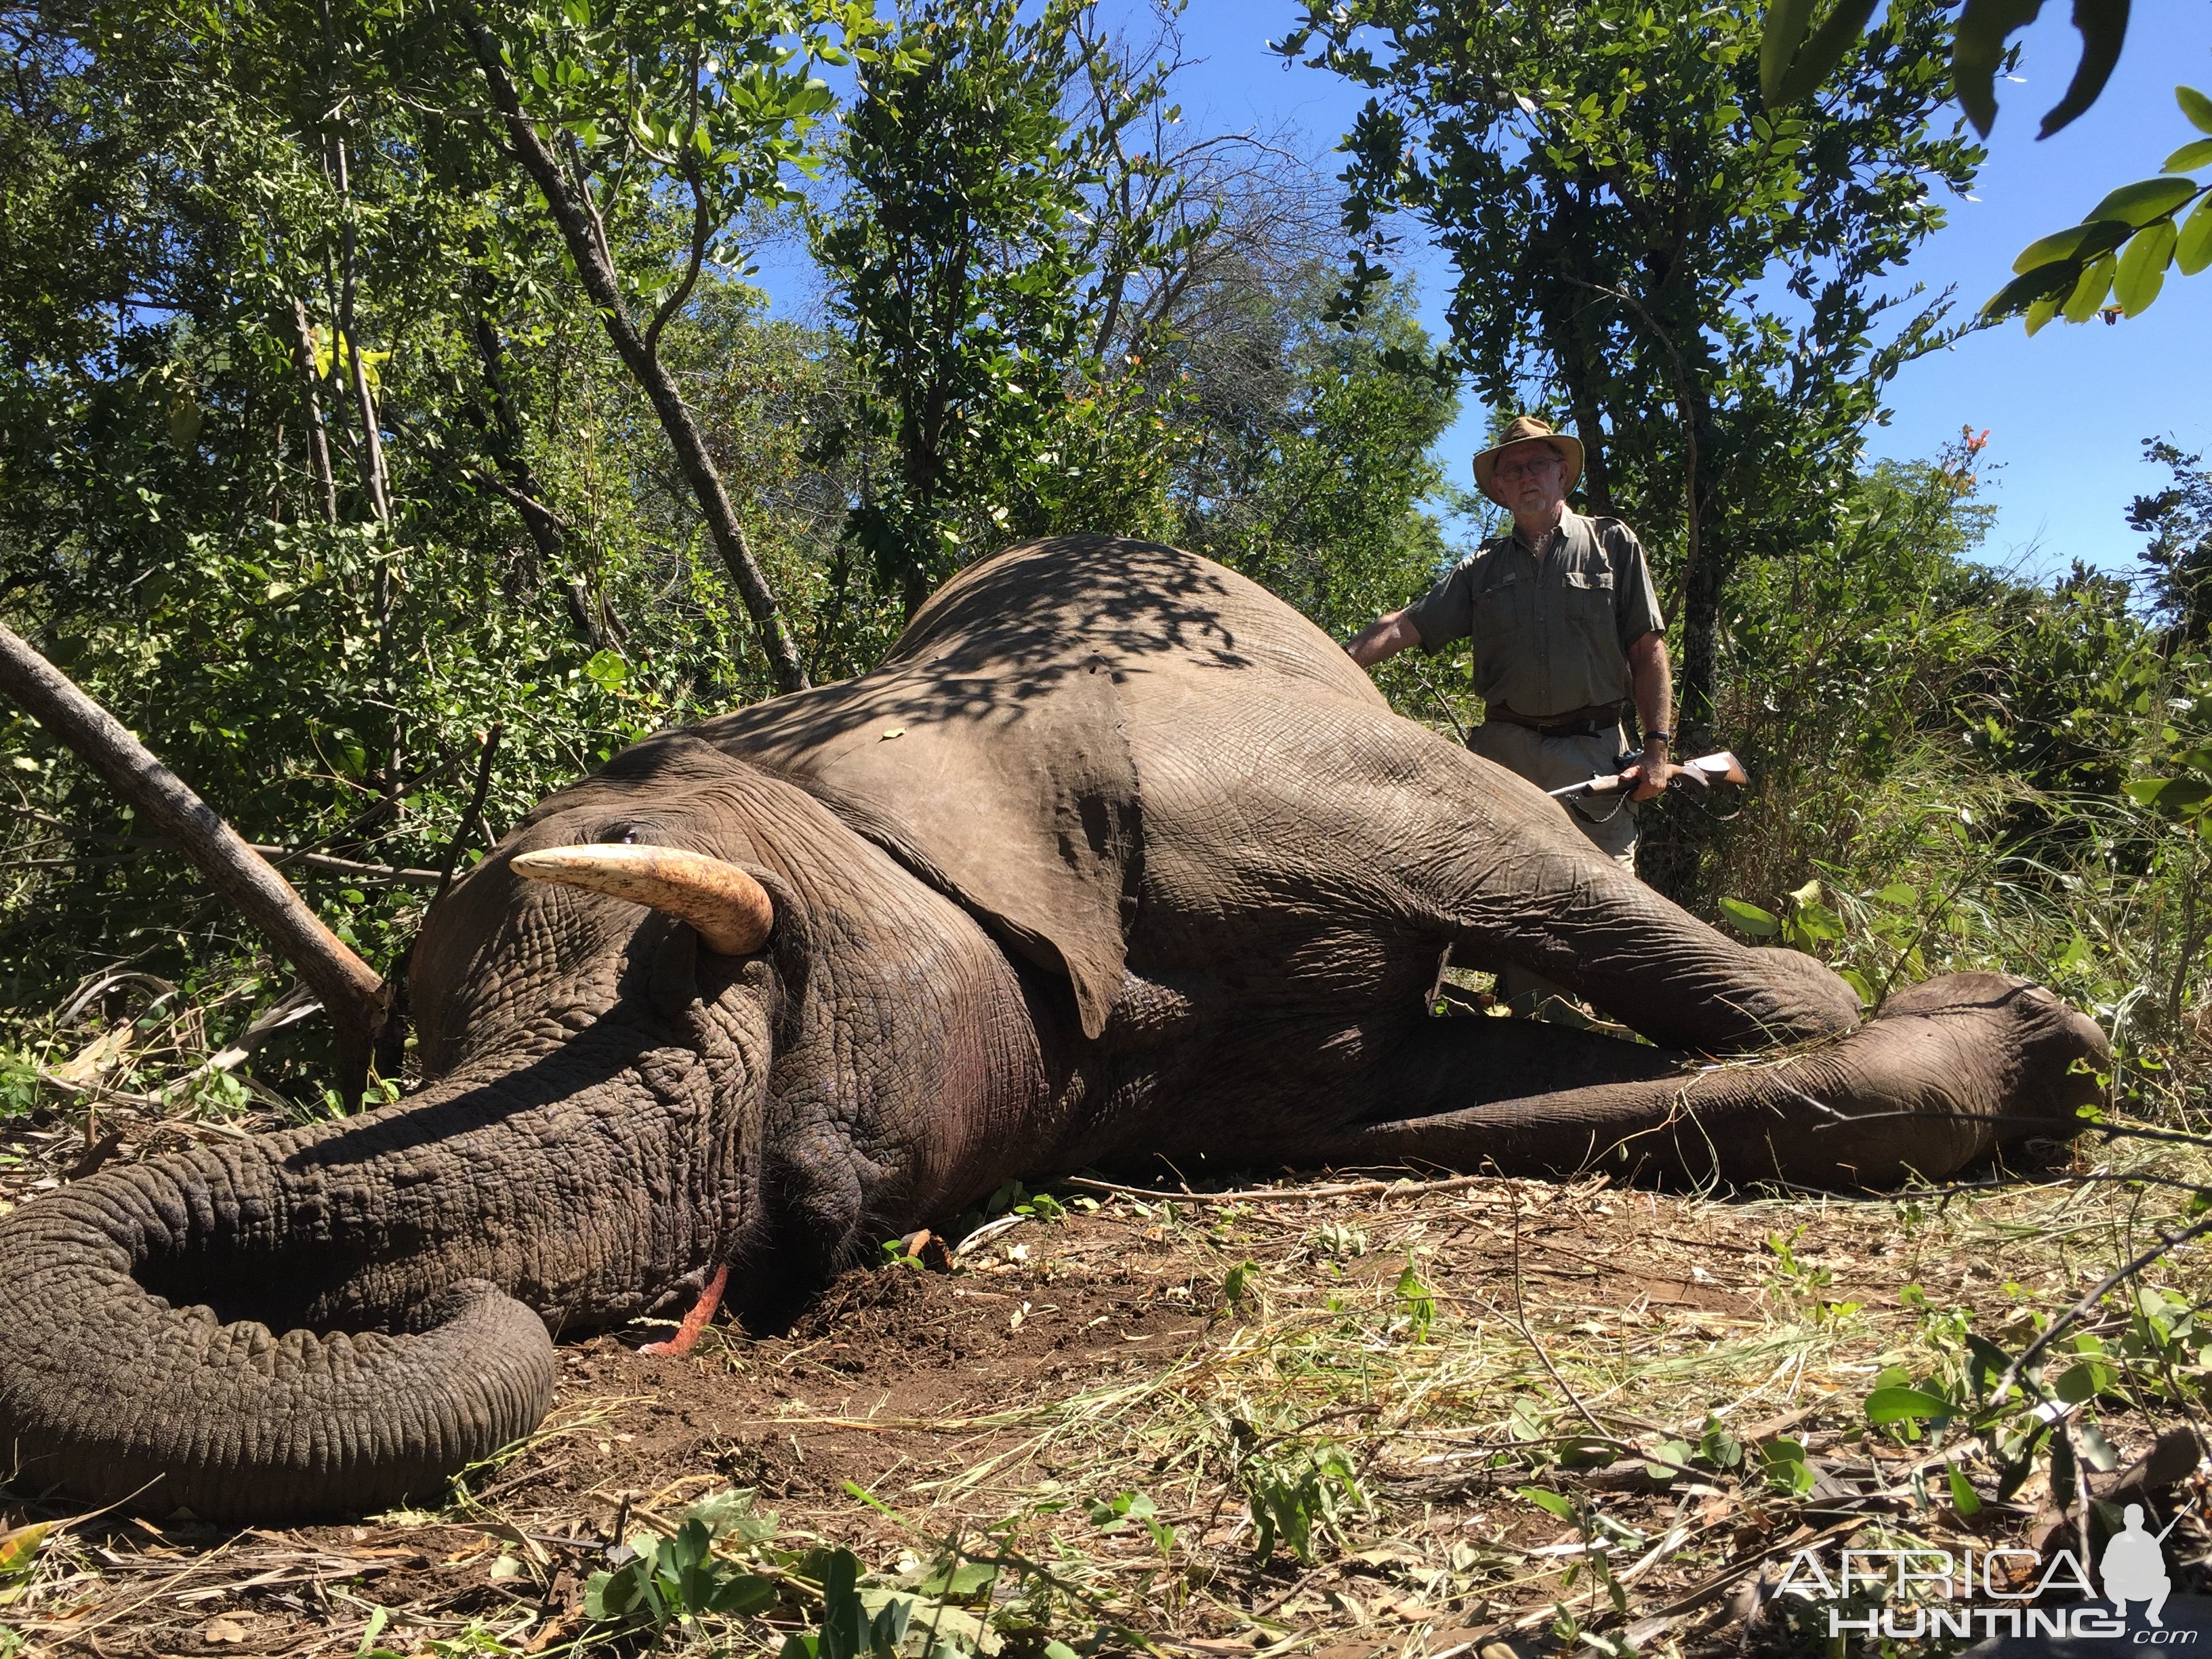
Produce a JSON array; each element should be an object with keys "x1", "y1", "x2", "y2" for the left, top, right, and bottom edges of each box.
[{"x1": 2103, "y1": 1502, "x2": 2180, "y2": 1628}]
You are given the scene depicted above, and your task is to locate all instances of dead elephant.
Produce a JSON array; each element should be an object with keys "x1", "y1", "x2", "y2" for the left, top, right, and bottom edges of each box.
[{"x1": 0, "y1": 536, "x2": 2105, "y2": 1521}]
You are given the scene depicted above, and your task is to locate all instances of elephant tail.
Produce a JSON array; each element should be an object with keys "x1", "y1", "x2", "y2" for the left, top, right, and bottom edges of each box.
[{"x1": 0, "y1": 1150, "x2": 555, "y2": 1523}]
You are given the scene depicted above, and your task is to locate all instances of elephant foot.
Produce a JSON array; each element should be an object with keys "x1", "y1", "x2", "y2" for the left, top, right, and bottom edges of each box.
[
  {"x1": 1330, "y1": 971, "x2": 2106, "y2": 1189},
  {"x1": 1694, "y1": 968, "x2": 2109, "y2": 1181},
  {"x1": 1766, "y1": 972, "x2": 2108, "y2": 1183},
  {"x1": 641, "y1": 1262, "x2": 729, "y2": 1356}
]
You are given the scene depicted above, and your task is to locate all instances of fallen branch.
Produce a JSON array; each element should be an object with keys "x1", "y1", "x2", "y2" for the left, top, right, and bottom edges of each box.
[
  {"x1": 0, "y1": 621, "x2": 390, "y2": 1086},
  {"x1": 24, "y1": 813, "x2": 441, "y2": 883}
]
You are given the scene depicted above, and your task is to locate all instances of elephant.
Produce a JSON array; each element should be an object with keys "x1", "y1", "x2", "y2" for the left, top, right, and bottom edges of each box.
[{"x1": 0, "y1": 536, "x2": 2105, "y2": 1523}]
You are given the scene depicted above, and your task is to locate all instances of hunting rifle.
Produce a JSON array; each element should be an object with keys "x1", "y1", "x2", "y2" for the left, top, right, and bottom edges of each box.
[{"x1": 1548, "y1": 749, "x2": 1748, "y2": 799}]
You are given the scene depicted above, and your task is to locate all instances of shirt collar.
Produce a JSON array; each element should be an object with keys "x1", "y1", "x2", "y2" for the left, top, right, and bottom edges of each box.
[{"x1": 1507, "y1": 508, "x2": 1580, "y2": 554}]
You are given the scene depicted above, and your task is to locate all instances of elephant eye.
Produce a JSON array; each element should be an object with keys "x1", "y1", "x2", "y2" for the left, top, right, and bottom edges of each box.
[{"x1": 598, "y1": 821, "x2": 646, "y2": 846}]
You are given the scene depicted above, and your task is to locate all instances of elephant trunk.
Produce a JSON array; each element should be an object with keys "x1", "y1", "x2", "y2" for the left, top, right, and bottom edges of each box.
[{"x1": 0, "y1": 1145, "x2": 555, "y2": 1521}]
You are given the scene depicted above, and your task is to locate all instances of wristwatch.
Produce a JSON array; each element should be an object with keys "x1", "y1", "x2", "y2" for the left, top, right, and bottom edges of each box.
[{"x1": 1643, "y1": 729, "x2": 1672, "y2": 746}]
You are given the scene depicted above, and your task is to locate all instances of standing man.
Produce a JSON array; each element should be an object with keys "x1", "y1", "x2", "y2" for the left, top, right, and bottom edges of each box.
[{"x1": 1346, "y1": 415, "x2": 1675, "y2": 872}]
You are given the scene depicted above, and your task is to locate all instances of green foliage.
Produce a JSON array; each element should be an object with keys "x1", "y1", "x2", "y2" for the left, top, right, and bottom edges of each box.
[
  {"x1": 586, "y1": 1517, "x2": 778, "y2": 1631},
  {"x1": 1988, "y1": 87, "x2": 2212, "y2": 331},
  {"x1": 1840, "y1": 1268, "x2": 2212, "y2": 1526},
  {"x1": 1182, "y1": 274, "x2": 1460, "y2": 672},
  {"x1": 814, "y1": 0, "x2": 1183, "y2": 615},
  {"x1": 1308, "y1": 1221, "x2": 1368, "y2": 1261},
  {"x1": 1516, "y1": 1485, "x2": 1574, "y2": 1520},
  {"x1": 1221, "y1": 1258, "x2": 1261, "y2": 1311},
  {"x1": 1862, "y1": 1383, "x2": 1952, "y2": 1425},
  {"x1": 0, "y1": 1525, "x2": 47, "y2": 1583},
  {"x1": 0, "y1": 0, "x2": 908, "y2": 1097},
  {"x1": 585, "y1": 1492, "x2": 781, "y2": 1636},
  {"x1": 2129, "y1": 439, "x2": 2212, "y2": 647},
  {"x1": 0, "y1": 1049, "x2": 39, "y2": 1118},
  {"x1": 1662, "y1": 426, "x2": 2212, "y2": 1088},
  {"x1": 1086, "y1": 1490, "x2": 1174, "y2": 1555},
  {"x1": 1015, "y1": 1191, "x2": 1066, "y2": 1222},
  {"x1": 1757, "y1": 1435, "x2": 1816, "y2": 1496},
  {"x1": 1239, "y1": 1440, "x2": 1365, "y2": 1562},
  {"x1": 781, "y1": 1548, "x2": 912, "y2": 1659},
  {"x1": 1696, "y1": 1420, "x2": 1743, "y2": 1472},
  {"x1": 1763, "y1": 0, "x2": 2128, "y2": 141},
  {"x1": 1391, "y1": 1255, "x2": 1436, "y2": 1343},
  {"x1": 471, "y1": 0, "x2": 865, "y2": 290}
]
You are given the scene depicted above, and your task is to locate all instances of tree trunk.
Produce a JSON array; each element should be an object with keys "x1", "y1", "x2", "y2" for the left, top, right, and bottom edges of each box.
[
  {"x1": 1568, "y1": 393, "x2": 1614, "y2": 517},
  {"x1": 287, "y1": 299, "x2": 339, "y2": 525},
  {"x1": 327, "y1": 139, "x2": 392, "y2": 529},
  {"x1": 465, "y1": 293, "x2": 562, "y2": 560},
  {"x1": 1545, "y1": 298, "x2": 1615, "y2": 518},
  {"x1": 1673, "y1": 398, "x2": 1717, "y2": 745},
  {"x1": 458, "y1": 14, "x2": 809, "y2": 695},
  {"x1": 0, "y1": 622, "x2": 390, "y2": 1089},
  {"x1": 1633, "y1": 386, "x2": 1717, "y2": 907},
  {"x1": 463, "y1": 292, "x2": 613, "y2": 650}
]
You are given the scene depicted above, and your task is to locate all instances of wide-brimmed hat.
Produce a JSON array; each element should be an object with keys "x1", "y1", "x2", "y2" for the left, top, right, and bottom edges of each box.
[{"x1": 1473, "y1": 415, "x2": 1584, "y2": 505}]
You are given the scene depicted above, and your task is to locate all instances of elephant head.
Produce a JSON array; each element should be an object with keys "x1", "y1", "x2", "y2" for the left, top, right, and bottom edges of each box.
[{"x1": 0, "y1": 729, "x2": 1055, "y2": 1521}]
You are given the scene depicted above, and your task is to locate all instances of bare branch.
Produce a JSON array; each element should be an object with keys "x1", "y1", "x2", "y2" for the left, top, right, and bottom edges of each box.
[{"x1": 0, "y1": 623, "x2": 392, "y2": 1077}]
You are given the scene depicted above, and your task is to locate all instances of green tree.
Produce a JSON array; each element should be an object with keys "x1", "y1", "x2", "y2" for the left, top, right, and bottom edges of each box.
[
  {"x1": 1174, "y1": 271, "x2": 1462, "y2": 714},
  {"x1": 813, "y1": 0, "x2": 1181, "y2": 617},
  {"x1": 0, "y1": 0, "x2": 881, "y2": 1094},
  {"x1": 2130, "y1": 439, "x2": 2212, "y2": 649},
  {"x1": 1282, "y1": 0, "x2": 1982, "y2": 741},
  {"x1": 453, "y1": 0, "x2": 880, "y2": 691}
]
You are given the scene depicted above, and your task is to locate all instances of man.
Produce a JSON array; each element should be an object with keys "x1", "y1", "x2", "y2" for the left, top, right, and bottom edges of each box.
[{"x1": 1346, "y1": 415, "x2": 1674, "y2": 871}]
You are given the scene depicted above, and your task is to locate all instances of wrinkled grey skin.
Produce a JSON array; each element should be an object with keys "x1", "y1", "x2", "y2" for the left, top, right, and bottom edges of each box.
[{"x1": 0, "y1": 538, "x2": 2106, "y2": 1522}]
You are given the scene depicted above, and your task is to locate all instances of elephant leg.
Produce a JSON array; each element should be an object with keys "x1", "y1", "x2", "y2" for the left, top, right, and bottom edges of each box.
[
  {"x1": 1313, "y1": 974, "x2": 2105, "y2": 1187},
  {"x1": 1372, "y1": 739, "x2": 1866, "y2": 1052}
]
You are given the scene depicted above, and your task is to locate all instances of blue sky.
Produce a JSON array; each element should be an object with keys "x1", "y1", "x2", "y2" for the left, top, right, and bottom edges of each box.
[{"x1": 1094, "y1": 1, "x2": 2212, "y2": 575}]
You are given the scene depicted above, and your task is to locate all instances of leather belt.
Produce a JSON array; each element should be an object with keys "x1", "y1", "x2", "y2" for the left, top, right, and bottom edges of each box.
[{"x1": 1484, "y1": 701, "x2": 1627, "y2": 739}]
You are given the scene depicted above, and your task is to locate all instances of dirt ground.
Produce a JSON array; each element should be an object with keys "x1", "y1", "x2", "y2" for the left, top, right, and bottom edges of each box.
[{"x1": 3, "y1": 1107, "x2": 2210, "y2": 1659}]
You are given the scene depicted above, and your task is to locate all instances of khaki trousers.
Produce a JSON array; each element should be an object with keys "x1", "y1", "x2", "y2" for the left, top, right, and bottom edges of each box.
[{"x1": 1467, "y1": 720, "x2": 1637, "y2": 1017}]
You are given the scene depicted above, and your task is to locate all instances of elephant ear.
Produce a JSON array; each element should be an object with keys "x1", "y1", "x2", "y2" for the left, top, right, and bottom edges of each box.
[{"x1": 706, "y1": 653, "x2": 1139, "y2": 1040}]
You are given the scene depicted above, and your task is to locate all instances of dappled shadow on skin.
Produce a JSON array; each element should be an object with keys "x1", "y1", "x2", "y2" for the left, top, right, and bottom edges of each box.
[
  {"x1": 887, "y1": 535, "x2": 1255, "y2": 680},
  {"x1": 699, "y1": 535, "x2": 1256, "y2": 752}
]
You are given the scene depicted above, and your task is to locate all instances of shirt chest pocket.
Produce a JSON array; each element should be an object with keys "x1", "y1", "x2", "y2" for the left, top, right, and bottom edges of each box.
[
  {"x1": 1557, "y1": 567, "x2": 1616, "y2": 632},
  {"x1": 1471, "y1": 573, "x2": 1524, "y2": 642}
]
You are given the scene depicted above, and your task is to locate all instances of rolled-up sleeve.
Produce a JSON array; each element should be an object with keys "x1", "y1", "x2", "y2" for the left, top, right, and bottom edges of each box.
[
  {"x1": 1403, "y1": 561, "x2": 1475, "y2": 655},
  {"x1": 1609, "y1": 526, "x2": 1664, "y2": 649}
]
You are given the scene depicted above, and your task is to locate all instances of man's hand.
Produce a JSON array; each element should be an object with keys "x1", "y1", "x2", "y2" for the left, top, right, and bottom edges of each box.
[
  {"x1": 1624, "y1": 741, "x2": 1672, "y2": 802},
  {"x1": 1345, "y1": 609, "x2": 1422, "y2": 668}
]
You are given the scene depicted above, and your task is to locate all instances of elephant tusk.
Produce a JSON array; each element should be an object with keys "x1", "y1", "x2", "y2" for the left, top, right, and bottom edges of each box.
[{"x1": 512, "y1": 844, "x2": 774, "y2": 956}]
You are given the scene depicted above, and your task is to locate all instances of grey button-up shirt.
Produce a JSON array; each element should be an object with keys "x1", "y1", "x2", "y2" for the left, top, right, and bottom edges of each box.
[{"x1": 1403, "y1": 512, "x2": 1664, "y2": 719}]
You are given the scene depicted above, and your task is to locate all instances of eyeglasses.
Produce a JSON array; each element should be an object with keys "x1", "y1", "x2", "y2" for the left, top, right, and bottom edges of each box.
[{"x1": 1492, "y1": 452, "x2": 1560, "y2": 483}]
